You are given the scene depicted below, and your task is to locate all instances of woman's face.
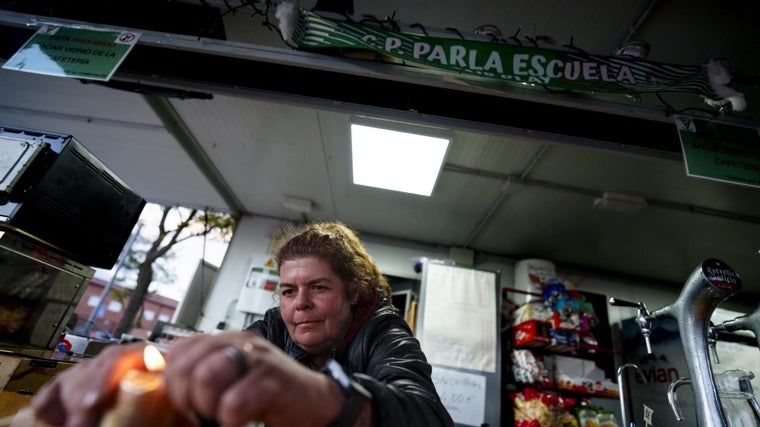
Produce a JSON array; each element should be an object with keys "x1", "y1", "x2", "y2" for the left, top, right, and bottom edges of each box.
[{"x1": 278, "y1": 256, "x2": 355, "y2": 361}]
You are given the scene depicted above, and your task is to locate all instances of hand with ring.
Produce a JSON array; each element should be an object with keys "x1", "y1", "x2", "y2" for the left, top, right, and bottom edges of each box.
[
  {"x1": 164, "y1": 331, "x2": 345, "y2": 427},
  {"x1": 221, "y1": 342, "x2": 255, "y2": 377}
]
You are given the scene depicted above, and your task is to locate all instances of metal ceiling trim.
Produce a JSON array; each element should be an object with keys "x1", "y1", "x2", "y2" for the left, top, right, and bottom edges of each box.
[
  {"x1": 143, "y1": 95, "x2": 246, "y2": 215},
  {"x1": 616, "y1": 0, "x2": 661, "y2": 51},
  {"x1": 443, "y1": 164, "x2": 760, "y2": 226},
  {"x1": 462, "y1": 144, "x2": 550, "y2": 248}
]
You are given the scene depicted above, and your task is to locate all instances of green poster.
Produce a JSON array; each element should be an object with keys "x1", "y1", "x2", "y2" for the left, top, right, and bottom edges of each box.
[
  {"x1": 2, "y1": 25, "x2": 141, "y2": 81},
  {"x1": 675, "y1": 115, "x2": 760, "y2": 189}
]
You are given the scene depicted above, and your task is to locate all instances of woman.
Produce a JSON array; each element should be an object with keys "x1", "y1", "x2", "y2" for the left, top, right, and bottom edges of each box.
[{"x1": 31, "y1": 221, "x2": 453, "y2": 427}]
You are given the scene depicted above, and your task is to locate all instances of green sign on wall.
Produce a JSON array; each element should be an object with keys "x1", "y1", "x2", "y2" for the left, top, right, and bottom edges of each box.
[
  {"x1": 675, "y1": 115, "x2": 760, "y2": 189},
  {"x1": 2, "y1": 25, "x2": 140, "y2": 81}
]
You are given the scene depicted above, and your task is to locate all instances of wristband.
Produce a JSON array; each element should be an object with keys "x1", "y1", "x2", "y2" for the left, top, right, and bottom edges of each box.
[{"x1": 320, "y1": 359, "x2": 372, "y2": 427}]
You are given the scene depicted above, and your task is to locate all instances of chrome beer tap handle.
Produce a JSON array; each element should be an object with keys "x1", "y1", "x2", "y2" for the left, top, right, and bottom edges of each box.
[
  {"x1": 609, "y1": 297, "x2": 653, "y2": 354},
  {"x1": 648, "y1": 259, "x2": 741, "y2": 427},
  {"x1": 614, "y1": 259, "x2": 742, "y2": 427},
  {"x1": 708, "y1": 322, "x2": 720, "y2": 365},
  {"x1": 714, "y1": 302, "x2": 760, "y2": 350}
]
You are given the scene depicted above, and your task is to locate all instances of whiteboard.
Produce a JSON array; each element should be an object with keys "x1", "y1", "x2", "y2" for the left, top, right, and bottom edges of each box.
[{"x1": 416, "y1": 260, "x2": 501, "y2": 427}]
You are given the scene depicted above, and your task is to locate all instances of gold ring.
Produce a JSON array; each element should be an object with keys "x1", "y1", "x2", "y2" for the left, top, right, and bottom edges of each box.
[{"x1": 222, "y1": 342, "x2": 254, "y2": 376}]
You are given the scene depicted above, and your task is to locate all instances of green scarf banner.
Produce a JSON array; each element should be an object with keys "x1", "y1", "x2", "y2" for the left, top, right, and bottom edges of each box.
[{"x1": 288, "y1": 10, "x2": 746, "y2": 112}]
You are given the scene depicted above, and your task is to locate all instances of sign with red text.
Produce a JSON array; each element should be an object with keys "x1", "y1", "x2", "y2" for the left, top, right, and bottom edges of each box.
[{"x1": 3, "y1": 25, "x2": 140, "y2": 81}]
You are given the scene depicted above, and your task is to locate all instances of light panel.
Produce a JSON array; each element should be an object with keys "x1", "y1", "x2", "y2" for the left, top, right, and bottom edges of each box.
[{"x1": 351, "y1": 121, "x2": 450, "y2": 196}]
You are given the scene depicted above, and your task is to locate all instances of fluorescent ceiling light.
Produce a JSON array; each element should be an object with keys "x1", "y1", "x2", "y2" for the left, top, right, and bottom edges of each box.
[
  {"x1": 593, "y1": 192, "x2": 648, "y2": 214},
  {"x1": 281, "y1": 196, "x2": 313, "y2": 213},
  {"x1": 351, "y1": 121, "x2": 450, "y2": 196}
]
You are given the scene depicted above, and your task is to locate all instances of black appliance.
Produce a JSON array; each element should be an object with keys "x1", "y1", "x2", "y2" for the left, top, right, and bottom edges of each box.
[
  {"x1": 0, "y1": 232, "x2": 94, "y2": 350},
  {"x1": 0, "y1": 124, "x2": 146, "y2": 269}
]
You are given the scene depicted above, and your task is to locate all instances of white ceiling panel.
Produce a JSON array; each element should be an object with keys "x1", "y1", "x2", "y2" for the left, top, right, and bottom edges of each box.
[{"x1": 0, "y1": 68, "x2": 227, "y2": 211}]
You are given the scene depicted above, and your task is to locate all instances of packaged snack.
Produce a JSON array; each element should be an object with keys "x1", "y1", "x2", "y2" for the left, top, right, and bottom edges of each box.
[
  {"x1": 514, "y1": 388, "x2": 578, "y2": 427},
  {"x1": 597, "y1": 410, "x2": 619, "y2": 427},
  {"x1": 575, "y1": 406, "x2": 600, "y2": 427}
]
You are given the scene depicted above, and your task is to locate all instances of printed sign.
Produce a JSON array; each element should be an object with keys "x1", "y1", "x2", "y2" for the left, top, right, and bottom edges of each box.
[
  {"x1": 235, "y1": 256, "x2": 280, "y2": 315},
  {"x1": 431, "y1": 366, "x2": 486, "y2": 427},
  {"x1": 2, "y1": 25, "x2": 141, "y2": 81},
  {"x1": 675, "y1": 115, "x2": 760, "y2": 189}
]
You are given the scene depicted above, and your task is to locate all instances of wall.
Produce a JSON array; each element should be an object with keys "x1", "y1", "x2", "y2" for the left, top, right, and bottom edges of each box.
[
  {"x1": 196, "y1": 216, "x2": 287, "y2": 331},
  {"x1": 196, "y1": 214, "x2": 755, "y2": 335}
]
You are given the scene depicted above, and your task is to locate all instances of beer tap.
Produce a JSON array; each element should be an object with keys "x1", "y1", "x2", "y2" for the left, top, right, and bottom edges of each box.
[
  {"x1": 668, "y1": 377, "x2": 693, "y2": 422},
  {"x1": 713, "y1": 302, "x2": 760, "y2": 350},
  {"x1": 608, "y1": 298, "x2": 653, "y2": 354},
  {"x1": 611, "y1": 258, "x2": 742, "y2": 427},
  {"x1": 618, "y1": 363, "x2": 643, "y2": 427}
]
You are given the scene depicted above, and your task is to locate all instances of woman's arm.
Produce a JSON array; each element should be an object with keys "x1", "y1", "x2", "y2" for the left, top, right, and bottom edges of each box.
[{"x1": 346, "y1": 315, "x2": 454, "y2": 427}]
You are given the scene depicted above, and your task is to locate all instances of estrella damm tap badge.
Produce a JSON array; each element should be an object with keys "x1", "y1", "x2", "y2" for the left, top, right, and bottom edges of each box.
[{"x1": 703, "y1": 258, "x2": 742, "y2": 293}]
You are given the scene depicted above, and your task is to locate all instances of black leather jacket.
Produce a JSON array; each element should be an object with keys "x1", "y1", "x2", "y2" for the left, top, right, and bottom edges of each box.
[{"x1": 246, "y1": 295, "x2": 454, "y2": 427}]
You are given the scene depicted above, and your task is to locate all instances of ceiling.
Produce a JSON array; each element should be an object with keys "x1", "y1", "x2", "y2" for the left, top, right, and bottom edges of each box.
[{"x1": 1, "y1": 1, "x2": 759, "y2": 304}]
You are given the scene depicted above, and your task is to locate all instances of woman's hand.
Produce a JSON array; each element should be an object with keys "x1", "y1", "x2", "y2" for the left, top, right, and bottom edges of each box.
[
  {"x1": 30, "y1": 342, "x2": 148, "y2": 427},
  {"x1": 30, "y1": 332, "x2": 349, "y2": 427},
  {"x1": 164, "y1": 331, "x2": 345, "y2": 427}
]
